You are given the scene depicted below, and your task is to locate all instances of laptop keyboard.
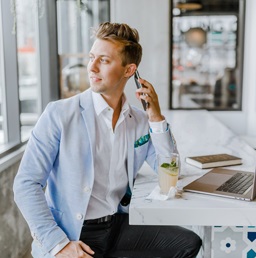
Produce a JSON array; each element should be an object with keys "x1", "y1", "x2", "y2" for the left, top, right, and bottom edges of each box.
[{"x1": 216, "y1": 172, "x2": 254, "y2": 194}]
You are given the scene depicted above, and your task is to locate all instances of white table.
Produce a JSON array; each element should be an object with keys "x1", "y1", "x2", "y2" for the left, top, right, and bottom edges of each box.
[{"x1": 129, "y1": 110, "x2": 256, "y2": 257}]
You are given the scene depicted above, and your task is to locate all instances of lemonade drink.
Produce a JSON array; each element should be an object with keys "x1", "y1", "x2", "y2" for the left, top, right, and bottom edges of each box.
[{"x1": 158, "y1": 155, "x2": 179, "y2": 195}]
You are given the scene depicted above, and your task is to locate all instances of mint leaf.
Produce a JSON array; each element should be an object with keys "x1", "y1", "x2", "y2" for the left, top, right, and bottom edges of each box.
[
  {"x1": 160, "y1": 163, "x2": 171, "y2": 168},
  {"x1": 170, "y1": 161, "x2": 177, "y2": 167},
  {"x1": 160, "y1": 161, "x2": 177, "y2": 168}
]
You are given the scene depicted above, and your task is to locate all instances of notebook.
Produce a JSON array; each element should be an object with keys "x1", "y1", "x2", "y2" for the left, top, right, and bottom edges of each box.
[{"x1": 183, "y1": 167, "x2": 256, "y2": 201}]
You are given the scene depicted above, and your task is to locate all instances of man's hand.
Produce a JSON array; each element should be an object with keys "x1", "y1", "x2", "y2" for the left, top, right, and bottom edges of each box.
[
  {"x1": 55, "y1": 241, "x2": 95, "y2": 258},
  {"x1": 135, "y1": 78, "x2": 164, "y2": 122}
]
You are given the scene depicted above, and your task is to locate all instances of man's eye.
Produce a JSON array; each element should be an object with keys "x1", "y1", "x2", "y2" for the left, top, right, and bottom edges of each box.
[
  {"x1": 89, "y1": 56, "x2": 94, "y2": 61},
  {"x1": 101, "y1": 58, "x2": 108, "y2": 63}
]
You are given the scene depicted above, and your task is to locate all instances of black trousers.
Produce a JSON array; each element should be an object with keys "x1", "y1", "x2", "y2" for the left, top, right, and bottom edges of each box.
[{"x1": 80, "y1": 214, "x2": 202, "y2": 258}]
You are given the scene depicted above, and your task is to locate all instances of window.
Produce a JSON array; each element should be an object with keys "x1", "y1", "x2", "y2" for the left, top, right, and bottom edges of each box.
[
  {"x1": 0, "y1": 0, "x2": 20, "y2": 152},
  {"x1": 0, "y1": 0, "x2": 106, "y2": 157},
  {"x1": 0, "y1": 0, "x2": 58, "y2": 157},
  {"x1": 57, "y1": 0, "x2": 110, "y2": 98},
  {"x1": 171, "y1": 0, "x2": 245, "y2": 110},
  {"x1": 0, "y1": 0, "x2": 39, "y2": 153}
]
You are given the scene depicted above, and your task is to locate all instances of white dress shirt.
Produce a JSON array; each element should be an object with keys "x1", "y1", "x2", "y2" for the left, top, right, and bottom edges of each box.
[{"x1": 85, "y1": 91, "x2": 130, "y2": 219}]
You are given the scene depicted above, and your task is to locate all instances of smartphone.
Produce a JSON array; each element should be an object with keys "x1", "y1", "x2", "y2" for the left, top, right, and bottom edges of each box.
[{"x1": 134, "y1": 70, "x2": 148, "y2": 111}]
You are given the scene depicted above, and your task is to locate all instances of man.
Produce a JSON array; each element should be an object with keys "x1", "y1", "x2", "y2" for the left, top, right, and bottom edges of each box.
[{"x1": 14, "y1": 22, "x2": 201, "y2": 258}]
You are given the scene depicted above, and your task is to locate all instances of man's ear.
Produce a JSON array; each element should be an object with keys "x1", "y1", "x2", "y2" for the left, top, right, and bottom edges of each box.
[{"x1": 125, "y1": 64, "x2": 137, "y2": 78}]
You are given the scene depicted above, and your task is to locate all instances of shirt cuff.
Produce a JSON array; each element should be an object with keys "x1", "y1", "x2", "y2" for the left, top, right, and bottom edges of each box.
[
  {"x1": 149, "y1": 120, "x2": 168, "y2": 133},
  {"x1": 49, "y1": 237, "x2": 70, "y2": 257}
]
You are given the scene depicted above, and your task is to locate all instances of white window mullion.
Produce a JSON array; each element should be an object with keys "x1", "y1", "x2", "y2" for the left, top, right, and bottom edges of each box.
[{"x1": 0, "y1": 0, "x2": 20, "y2": 147}]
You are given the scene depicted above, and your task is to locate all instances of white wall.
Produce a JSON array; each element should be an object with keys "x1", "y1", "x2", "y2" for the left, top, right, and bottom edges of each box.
[
  {"x1": 212, "y1": 0, "x2": 256, "y2": 139},
  {"x1": 110, "y1": 0, "x2": 170, "y2": 110},
  {"x1": 110, "y1": 0, "x2": 256, "y2": 142}
]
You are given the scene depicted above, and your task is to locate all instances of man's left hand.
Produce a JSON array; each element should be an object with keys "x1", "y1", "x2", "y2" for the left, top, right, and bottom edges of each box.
[{"x1": 135, "y1": 78, "x2": 164, "y2": 122}]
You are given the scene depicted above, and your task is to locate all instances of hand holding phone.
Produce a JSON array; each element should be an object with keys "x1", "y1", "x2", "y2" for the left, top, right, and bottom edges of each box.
[{"x1": 134, "y1": 70, "x2": 148, "y2": 111}]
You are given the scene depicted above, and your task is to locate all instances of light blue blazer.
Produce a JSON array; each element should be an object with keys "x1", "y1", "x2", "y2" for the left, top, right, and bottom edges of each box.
[{"x1": 13, "y1": 89, "x2": 177, "y2": 257}]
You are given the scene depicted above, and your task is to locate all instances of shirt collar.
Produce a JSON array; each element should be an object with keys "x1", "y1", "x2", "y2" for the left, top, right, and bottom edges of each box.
[
  {"x1": 92, "y1": 91, "x2": 109, "y2": 116},
  {"x1": 92, "y1": 91, "x2": 130, "y2": 117}
]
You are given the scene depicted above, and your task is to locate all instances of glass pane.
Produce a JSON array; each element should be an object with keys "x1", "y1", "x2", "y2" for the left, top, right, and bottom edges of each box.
[
  {"x1": 57, "y1": 0, "x2": 110, "y2": 98},
  {"x1": 171, "y1": 0, "x2": 243, "y2": 110},
  {"x1": 16, "y1": 0, "x2": 40, "y2": 141}
]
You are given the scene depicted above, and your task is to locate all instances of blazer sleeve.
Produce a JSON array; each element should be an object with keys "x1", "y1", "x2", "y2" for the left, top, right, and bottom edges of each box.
[{"x1": 13, "y1": 102, "x2": 68, "y2": 255}]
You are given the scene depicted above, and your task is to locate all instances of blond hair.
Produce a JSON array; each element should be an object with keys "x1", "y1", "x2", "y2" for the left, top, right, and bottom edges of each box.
[{"x1": 92, "y1": 22, "x2": 142, "y2": 66}]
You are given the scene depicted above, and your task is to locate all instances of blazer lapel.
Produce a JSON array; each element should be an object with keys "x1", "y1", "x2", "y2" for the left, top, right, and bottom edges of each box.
[{"x1": 79, "y1": 90, "x2": 96, "y2": 174}]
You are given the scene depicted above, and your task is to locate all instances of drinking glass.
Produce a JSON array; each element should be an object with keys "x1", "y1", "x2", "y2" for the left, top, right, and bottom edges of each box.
[{"x1": 157, "y1": 153, "x2": 180, "y2": 195}]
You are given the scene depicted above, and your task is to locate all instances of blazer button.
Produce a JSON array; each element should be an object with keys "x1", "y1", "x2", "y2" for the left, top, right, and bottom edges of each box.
[{"x1": 76, "y1": 213, "x2": 83, "y2": 220}]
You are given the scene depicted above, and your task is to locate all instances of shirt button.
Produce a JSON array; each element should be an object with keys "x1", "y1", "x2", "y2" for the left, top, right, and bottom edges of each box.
[
  {"x1": 83, "y1": 186, "x2": 91, "y2": 193},
  {"x1": 76, "y1": 213, "x2": 83, "y2": 220}
]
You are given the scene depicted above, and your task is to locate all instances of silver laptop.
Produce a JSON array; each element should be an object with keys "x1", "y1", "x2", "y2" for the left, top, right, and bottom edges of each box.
[{"x1": 183, "y1": 167, "x2": 256, "y2": 201}]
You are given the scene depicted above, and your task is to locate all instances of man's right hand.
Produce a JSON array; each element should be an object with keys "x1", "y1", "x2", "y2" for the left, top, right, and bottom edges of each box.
[{"x1": 55, "y1": 241, "x2": 95, "y2": 258}]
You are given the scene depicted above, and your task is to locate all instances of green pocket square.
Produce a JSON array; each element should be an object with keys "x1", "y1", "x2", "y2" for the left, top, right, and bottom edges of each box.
[{"x1": 134, "y1": 134, "x2": 150, "y2": 148}]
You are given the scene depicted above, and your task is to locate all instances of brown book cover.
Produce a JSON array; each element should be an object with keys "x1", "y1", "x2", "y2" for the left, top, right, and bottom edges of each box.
[{"x1": 185, "y1": 153, "x2": 242, "y2": 169}]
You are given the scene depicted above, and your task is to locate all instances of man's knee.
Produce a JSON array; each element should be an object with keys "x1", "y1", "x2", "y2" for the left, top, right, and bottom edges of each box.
[{"x1": 185, "y1": 230, "x2": 202, "y2": 257}]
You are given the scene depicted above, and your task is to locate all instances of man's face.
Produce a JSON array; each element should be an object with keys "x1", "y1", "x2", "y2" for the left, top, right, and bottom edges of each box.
[{"x1": 87, "y1": 39, "x2": 129, "y2": 97}]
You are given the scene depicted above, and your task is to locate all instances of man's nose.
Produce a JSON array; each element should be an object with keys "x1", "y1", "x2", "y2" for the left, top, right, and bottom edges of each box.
[{"x1": 88, "y1": 59, "x2": 99, "y2": 73}]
